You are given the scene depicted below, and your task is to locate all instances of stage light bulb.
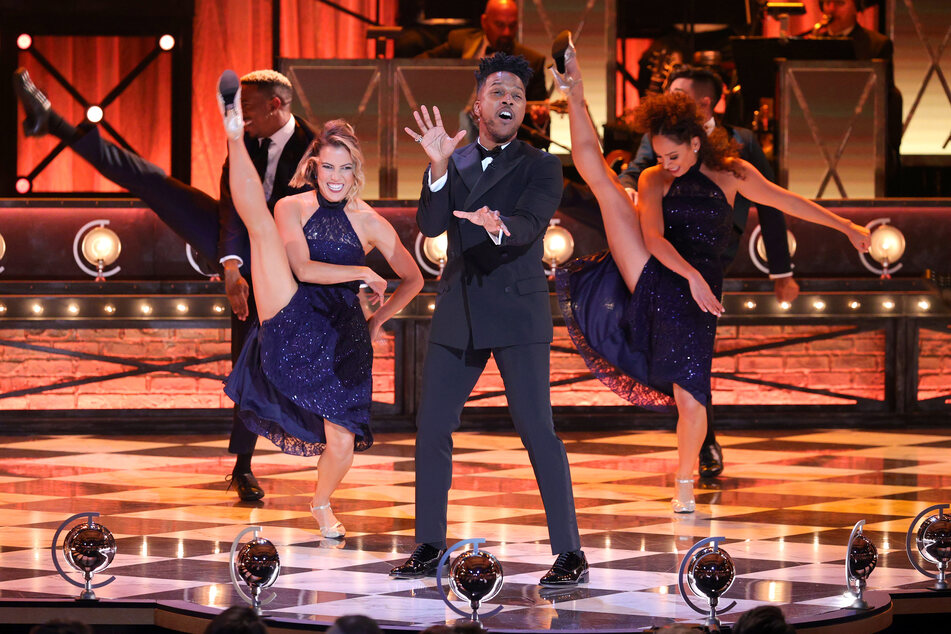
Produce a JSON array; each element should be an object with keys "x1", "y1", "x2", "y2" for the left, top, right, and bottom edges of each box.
[
  {"x1": 104, "y1": 304, "x2": 116, "y2": 314},
  {"x1": 81, "y1": 226, "x2": 121, "y2": 267},
  {"x1": 213, "y1": 304, "x2": 225, "y2": 313},
  {"x1": 67, "y1": 304, "x2": 79, "y2": 315},
  {"x1": 15, "y1": 177, "x2": 31, "y2": 194},
  {"x1": 849, "y1": 300, "x2": 861, "y2": 310},
  {"x1": 159, "y1": 34, "x2": 175, "y2": 51},
  {"x1": 16, "y1": 34, "x2": 32, "y2": 50},
  {"x1": 868, "y1": 224, "x2": 905, "y2": 265},
  {"x1": 882, "y1": 299, "x2": 895, "y2": 310},
  {"x1": 813, "y1": 300, "x2": 826, "y2": 311},
  {"x1": 422, "y1": 232, "x2": 449, "y2": 265},
  {"x1": 543, "y1": 224, "x2": 575, "y2": 266},
  {"x1": 780, "y1": 301, "x2": 791, "y2": 310},
  {"x1": 86, "y1": 106, "x2": 103, "y2": 123},
  {"x1": 744, "y1": 300, "x2": 756, "y2": 309},
  {"x1": 140, "y1": 303, "x2": 152, "y2": 315},
  {"x1": 918, "y1": 299, "x2": 931, "y2": 311},
  {"x1": 176, "y1": 303, "x2": 188, "y2": 313},
  {"x1": 428, "y1": 302, "x2": 435, "y2": 311},
  {"x1": 0, "y1": 304, "x2": 7, "y2": 314},
  {"x1": 31, "y1": 303, "x2": 43, "y2": 315}
]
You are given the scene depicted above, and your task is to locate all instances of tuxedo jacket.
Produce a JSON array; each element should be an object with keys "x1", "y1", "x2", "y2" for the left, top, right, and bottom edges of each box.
[
  {"x1": 217, "y1": 115, "x2": 317, "y2": 273},
  {"x1": 418, "y1": 140, "x2": 562, "y2": 350},
  {"x1": 417, "y1": 28, "x2": 548, "y2": 102},
  {"x1": 619, "y1": 124, "x2": 792, "y2": 276}
]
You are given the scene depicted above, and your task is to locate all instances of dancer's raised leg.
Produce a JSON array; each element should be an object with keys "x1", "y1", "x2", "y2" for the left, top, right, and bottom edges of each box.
[
  {"x1": 217, "y1": 72, "x2": 296, "y2": 321},
  {"x1": 553, "y1": 37, "x2": 650, "y2": 293}
]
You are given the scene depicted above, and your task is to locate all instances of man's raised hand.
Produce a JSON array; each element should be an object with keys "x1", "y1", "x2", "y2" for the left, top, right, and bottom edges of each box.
[{"x1": 403, "y1": 105, "x2": 466, "y2": 167}]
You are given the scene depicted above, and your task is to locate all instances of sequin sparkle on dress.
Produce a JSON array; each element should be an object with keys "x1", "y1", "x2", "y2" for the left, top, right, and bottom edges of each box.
[
  {"x1": 556, "y1": 160, "x2": 733, "y2": 409},
  {"x1": 224, "y1": 193, "x2": 373, "y2": 456}
]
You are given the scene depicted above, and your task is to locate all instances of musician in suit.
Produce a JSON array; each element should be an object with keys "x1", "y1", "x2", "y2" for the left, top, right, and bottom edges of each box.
[
  {"x1": 619, "y1": 66, "x2": 798, "y2": 479},
  {"x1": 390, "y1": 52, "x2": 587, "y2": 587},
  {"x1": 13, "y1": 68, "x2": 315, "y2": 501}
]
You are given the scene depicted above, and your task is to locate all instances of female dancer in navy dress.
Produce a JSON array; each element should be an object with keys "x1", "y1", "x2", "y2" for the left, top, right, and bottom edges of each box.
[
  {"x1": 218, "y1": 76, "x2": 424, "y2": 537},
  {"x1": 551, "y1": 40, "x2": 870, "y2": 512}
]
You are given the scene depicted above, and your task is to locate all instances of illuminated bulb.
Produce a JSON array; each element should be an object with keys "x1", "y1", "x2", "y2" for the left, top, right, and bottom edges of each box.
[
  {"x1": 882, "y1": 299, "x2": 895, "y2": 310},
  {"x1": 104, "y1": 304, "x2": 116, "y2": 314},
  {"x1": 158, "y1": 34, "x2": 176, "y2": 50},
  {"x1": 176, "y1": 302, "x2": 188, "y2": 313},
  {"x1": 428, "y1": 302, "x2": 435, "y2": 311},
  {"x1": 813, "y1": 299, "x2": 826, "y2": 311},
  {"x1": 213, "y1": 304, "x2": 225, "y2": 313},
  {"x1": 67, "y1": 304, "x2": 79, "y2": 315},
  {"x1": 31, "y1": 303, "x2": 43, "y2": 315},
  {"x1": 918, "y1": 299, "x2": 931, "y2": 311},
  {"x1": 779, "y1": 301, "x2": 791, "y2": 311},
  {"x1": 140, "y1": 303, "x2": 153, "y2": 315},
  {"x1": 86, "y1": 106, "x2": 103, "y2": 123},
  {"x1": 15, "y1": 177, "x2": 31, "y2": 194},
  {"x1": 16, "y1": 34, "x2": 32, "y2": 50},
  {"x1": 744, "y1": 300, "x2": 756, "y2": 309},
  {"x1": 849, "y1": 300, "x2": 861, "y2": 310},
  {"x1": 0, "y1": 304, "x2": 6, "y2": 314}
]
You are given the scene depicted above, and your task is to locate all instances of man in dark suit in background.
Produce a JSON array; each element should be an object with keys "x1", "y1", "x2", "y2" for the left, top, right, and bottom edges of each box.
[
  {"x1": 13, "y1": 69, "x2": 314, "y2": 501},
  {"x1": 619, "y1": 66, "x2": 798, "y2": 479},
  {"x1": 391, "y1": 52, "x2": 587, "y2": 586}
]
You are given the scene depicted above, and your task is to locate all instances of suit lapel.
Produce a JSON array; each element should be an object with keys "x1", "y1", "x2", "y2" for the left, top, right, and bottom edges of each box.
[
  {"x1": 463, "y1": 141, "x2": 526, "y2": 210},
  {"x1": 454, "y1": 143, "x2": 483, "y2": 196},
  {"x1": 462, "y1": 31, "x2": 483, "y2": 59}
]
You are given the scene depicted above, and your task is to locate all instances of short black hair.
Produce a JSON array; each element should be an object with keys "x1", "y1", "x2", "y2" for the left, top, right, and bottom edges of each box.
[
  {"x1": 732, "y1": 605, "x2": 795, "y2": 634},
  {"x1": 327, "y1": 615, "x2": 383, "y2": 634},
  {"x1": 475, "y1": 52, "x2": 533, "y2": 93},
  {"x1": 204, "y1": 606, "x2": 267, "y2": 634},
  {"x1": 666, "y1": 65, "x2": 723, "y2": 106}
]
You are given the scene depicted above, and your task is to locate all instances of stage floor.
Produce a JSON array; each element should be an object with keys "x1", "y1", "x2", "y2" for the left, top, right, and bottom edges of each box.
[{"x1": 0, "y1": 428, "x2": 948, "y2": 631}]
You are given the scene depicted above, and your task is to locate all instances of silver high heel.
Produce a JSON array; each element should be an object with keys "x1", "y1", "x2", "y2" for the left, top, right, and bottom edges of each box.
[
  {"x1": 310, "y1": 502, "x2": 346, "y2": 539},
  {"x1": 550, "y1": 31, "x2": 582, "y2": 96},
  {"x1": 672, "y1": 478, "x2": 696, "y2": 514}
]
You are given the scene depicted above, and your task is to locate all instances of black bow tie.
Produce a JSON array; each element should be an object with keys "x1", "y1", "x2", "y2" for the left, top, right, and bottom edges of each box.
[{"x1": 477, "y1": 144, "x2": 503, "y2": 161}]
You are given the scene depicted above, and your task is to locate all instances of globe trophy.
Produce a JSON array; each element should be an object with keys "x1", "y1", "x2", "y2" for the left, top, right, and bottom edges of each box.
[
  {"x1": 846, "y1": 520, "x2": 878, "y2": 609},
  {"x1": 50, "y1": 512, "x2": 117, "y2": 601},
  {"x1": 229, "y1": 526, "x2": 281, "y2": 614},
  {"x1": 677, "y1": 536, "x2": 737, "y2": 628},
  {"x1": 906, "y1": 504, "x2": 951, "y2": 590},
  {"x1": 436, "y1": 539, "x2": 504, "y2": 622}
]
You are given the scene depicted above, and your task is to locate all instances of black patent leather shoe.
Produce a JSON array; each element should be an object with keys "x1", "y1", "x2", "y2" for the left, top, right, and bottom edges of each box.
[
  {"x1": 13, "y1": 68, "x2": 51, "y2": 137},
  {"x1": 540, "y1": 550, "x2": 588, "y2": 587},
  {"x1": 698, "y1": 440, "x2": 724, "y2": 479},
  {"x1": 227, "y1": 470, "x2": 265, "y2": 501},
  {"x1": 389, "y1": 543, "x2": 445, "y2": 579}
]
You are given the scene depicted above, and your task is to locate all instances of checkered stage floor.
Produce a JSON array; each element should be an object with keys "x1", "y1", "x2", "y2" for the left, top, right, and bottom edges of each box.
[{"x1": 0, "y1": 428, "x2": 948, "y2": 630}]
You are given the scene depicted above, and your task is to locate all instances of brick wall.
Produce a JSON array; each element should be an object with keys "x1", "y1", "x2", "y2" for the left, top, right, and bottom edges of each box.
[{"x1": 0, "y1": 322, "x2": 945, "y2": 410}]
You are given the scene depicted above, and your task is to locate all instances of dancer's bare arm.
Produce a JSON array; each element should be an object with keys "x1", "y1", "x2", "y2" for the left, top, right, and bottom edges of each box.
[
  {"x1": 732, "y1": 160, "x2": 870, "y2": 252},
  {"x1": 361, "y1": 207, "x2": 425, "y2": 342},
  {"x1": 275, "y1": 196, "x2": 387, "y2": 300},
  {"x1": 639, "y1": 167, "x2": 724, "y2": 316}
]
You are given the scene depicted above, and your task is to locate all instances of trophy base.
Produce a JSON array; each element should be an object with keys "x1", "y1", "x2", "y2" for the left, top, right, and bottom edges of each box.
[{"x1": 76, "y1": 591, "x2": 99, "y2": 601}]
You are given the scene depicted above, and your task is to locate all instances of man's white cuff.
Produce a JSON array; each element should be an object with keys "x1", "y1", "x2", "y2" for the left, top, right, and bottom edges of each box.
[{"x1": 429, "y1": 171, "x2": 447, "y2": 192}]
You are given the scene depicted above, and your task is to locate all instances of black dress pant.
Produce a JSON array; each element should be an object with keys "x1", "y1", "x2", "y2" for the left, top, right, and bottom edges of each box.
[{"x1": 415, "y1": 341, "x2": 581, "y2": 555}]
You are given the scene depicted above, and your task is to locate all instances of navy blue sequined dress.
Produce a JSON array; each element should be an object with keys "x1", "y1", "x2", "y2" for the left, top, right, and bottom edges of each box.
[
  {"x1": 224, "y1": 193, "x2": 373, "y2": 456},
  {"x1": 556, "y1": 161, "x2": 733, "y2": 410}
]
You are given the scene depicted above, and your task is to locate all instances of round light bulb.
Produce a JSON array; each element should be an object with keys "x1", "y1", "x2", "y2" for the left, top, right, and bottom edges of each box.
[
  {"x1": 744, "y1": 300, "x2": 756, "y2": 309},
  {"x1": 15, "y1": 177, "x2": 31, "y2": 194},
  {"x1": 422, "y1": 232, "x2": 449, "y2": 265},
  {"x1": 86, "y1": 106, "x2": 104, "y2": 123},
  {"x1": 159, "y1": 34, "x2": 176, "y2": 51},
  {"x1": 16, "y1": 34, "x2": 32, "y2": 50},
  {"x1": 868, "y1": 224, "x2": 905, "y2": 265},
  {"x1": 543, "y1": 224, "x2": 575, "y2": 266}
]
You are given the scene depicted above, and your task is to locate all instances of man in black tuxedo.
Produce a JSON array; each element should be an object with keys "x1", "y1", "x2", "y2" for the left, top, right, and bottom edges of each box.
[
  {"x1": 619, "y1": 66, "x2": 798, "y2": 479},
  {"x1": 13, "y1": 69, "x2": 315, "y2": 501},
  {"x1": 391, "y1": 52, "x2": 586, "y2": 586}
]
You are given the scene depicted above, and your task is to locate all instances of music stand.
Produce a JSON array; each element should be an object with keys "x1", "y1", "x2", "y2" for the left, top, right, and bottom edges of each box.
[{"x1": 731, "y1": 36, "x2": 855, "y2": 124}]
